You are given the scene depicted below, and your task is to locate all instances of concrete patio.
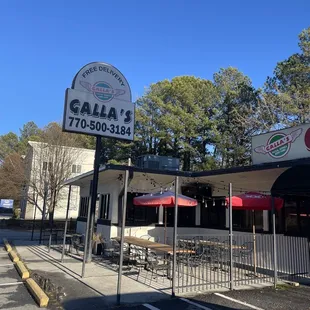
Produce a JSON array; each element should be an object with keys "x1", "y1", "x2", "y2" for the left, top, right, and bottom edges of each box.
[{"x1": 14, "y1": 242, "x2": 171, "y2": 308}]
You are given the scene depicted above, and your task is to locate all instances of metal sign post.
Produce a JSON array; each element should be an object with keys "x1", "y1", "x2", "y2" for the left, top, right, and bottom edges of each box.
[
  {"x1": 116, "y1": 169, "x2": 129, "y2": 305},
  {"x1": 86, "y1": 137, "x2": 102, "y2": 263},
  {"x1": 82, "y1": 181, "x2": 93, "y2": 278},
  {"x1": 172, "y1": 176, "x2": 179, "y2": 297}
]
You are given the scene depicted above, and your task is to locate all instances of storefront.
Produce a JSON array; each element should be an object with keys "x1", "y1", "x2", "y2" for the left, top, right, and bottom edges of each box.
[{"x1": 65, "y1": 123, "x2": 310, "y2": 240}]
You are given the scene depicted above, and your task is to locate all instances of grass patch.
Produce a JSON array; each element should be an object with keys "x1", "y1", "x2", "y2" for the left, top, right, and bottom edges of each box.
[{"x1": 276, "y1": 283, "x2": 293, "y2": 290}]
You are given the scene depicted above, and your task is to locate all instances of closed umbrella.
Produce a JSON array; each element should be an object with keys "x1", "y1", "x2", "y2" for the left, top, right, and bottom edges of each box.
[
  {"x1": 225, "y1": 192, "x2": 284, "y2": 276},
  {"x1": 134, "y1": 190, "x2": 197, "y2": 243}
]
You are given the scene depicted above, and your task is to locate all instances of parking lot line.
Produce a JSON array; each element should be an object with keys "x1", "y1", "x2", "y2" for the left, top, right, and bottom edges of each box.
[
  {"x1": 180, "y1": 298, "x2": 213, "y2": 310},
  {"x1": 143, "y1": 303, "x2": 161, "y2": 310},
  {"x1": 0, "y1": 281, "x2": 24, "y2": 286},
  {"x1": 0, "y1": 263, "x2": 14, "y2": 267},
  {"x1": 215, "y1": 293, "x2": 265, "y2": 310}
]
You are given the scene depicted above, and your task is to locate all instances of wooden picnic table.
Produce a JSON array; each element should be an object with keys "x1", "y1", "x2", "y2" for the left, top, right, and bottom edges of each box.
[
  {"x1": 114, "y1": 236, "x2": 170, "y2": 248},
  {"x1": 114, "y1": 236, "x2": 195, "y2": 254}
]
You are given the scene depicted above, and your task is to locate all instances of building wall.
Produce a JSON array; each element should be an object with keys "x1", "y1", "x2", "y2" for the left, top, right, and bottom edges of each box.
[{"x1": 21, "y1": 142, "x2": 95, "y2": 220}]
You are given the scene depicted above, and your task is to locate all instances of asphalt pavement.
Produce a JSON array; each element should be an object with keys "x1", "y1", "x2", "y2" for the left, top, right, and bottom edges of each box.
[
  {"x1": 0, "y1": 244, "x2": 38, "y2": 310},
  {"x1": 113, "y1": 285, "x2": 310, "y2": 310}
]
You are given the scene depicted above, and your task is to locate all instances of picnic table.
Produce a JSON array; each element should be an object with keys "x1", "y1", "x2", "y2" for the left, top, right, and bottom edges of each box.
[
  {"x1": 114, "y1": 236, "x2": 195, "y2": 254},
  {"x1": 179, "y1": 238, "x2": 246, "y2": 271},
  {"x1": 114, "y1": 236, "x2": 195, "y2": 279}
]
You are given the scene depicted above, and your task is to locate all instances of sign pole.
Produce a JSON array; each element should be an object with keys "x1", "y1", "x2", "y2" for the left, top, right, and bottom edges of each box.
[
  {"x1": 86, "y1": 136, "x2": 102, "y2": 263},
  {"x1": 82, "y1": 181, "x2": 92, "y2": 278}
]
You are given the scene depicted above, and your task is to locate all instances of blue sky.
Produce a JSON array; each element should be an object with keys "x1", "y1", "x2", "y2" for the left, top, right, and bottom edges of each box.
[{"x1": 0, "y1": 0, "x2": 309, "y2": 136}]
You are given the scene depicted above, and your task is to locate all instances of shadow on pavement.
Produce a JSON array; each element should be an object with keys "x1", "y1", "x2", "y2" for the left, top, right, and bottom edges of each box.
[{"x1": 62, "y1": 293, "x2": 243, "y2": 310}]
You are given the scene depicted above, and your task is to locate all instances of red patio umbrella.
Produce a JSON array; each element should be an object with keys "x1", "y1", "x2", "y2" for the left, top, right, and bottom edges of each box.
[
  {"x1": 225, "y1": 192, "x2": 284, "y2": 211},
  {"x1": 225, "y1": 192, "x2": 284, "y2": 276},
  {"x1": 133, "y1": 190, "x2": 197, "y2": 243}
]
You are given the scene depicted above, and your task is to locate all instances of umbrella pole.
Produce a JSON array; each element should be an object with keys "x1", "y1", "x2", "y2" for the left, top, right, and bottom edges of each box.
[{"x1": 252, "y1": 210, "x2": 257, "y2": 276}]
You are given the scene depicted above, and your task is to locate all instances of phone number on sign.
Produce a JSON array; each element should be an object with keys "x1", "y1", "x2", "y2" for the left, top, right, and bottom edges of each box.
[{"x1": 68, "y1": 117, "x2": 132, "y2": 136}]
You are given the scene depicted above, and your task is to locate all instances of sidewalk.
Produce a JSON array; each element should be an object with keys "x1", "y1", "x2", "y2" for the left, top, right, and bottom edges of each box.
[{"x1": 15, "y1": 242, "x2": 170, "y2": 309}]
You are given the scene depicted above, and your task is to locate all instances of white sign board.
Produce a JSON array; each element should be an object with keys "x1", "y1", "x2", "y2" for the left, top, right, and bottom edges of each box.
[
  {"x1": 252, "y1": 123, "x2": 310, "y2": 165},
  {"x1": 0, "y1": 199, "x2": 13, "y2": 209},
  {"x1": 63, "y1": 62, "x2": 134, "y2": 141}
]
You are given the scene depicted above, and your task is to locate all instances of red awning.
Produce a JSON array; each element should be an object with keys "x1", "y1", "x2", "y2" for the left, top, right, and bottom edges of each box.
[
  {"x1": 133, "y1": 190, "x2": 197, "y2": 208},
  {"x1": 225, "y1": 192, "x2": 284, "y2": 211}
]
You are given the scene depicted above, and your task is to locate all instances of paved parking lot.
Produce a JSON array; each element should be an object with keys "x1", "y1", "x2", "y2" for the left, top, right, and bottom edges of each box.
[
  {"x1": 114, "y1": 285, "x2": 310, "y2": 310},
  {"x1": 0, "y1": 245, "x2": 38, "y2": 310}
]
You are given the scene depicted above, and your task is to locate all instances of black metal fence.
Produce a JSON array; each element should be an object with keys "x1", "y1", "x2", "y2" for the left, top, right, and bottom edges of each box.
[{"x1": 175, "y1": 234, "x2": 310, "y2": 293}]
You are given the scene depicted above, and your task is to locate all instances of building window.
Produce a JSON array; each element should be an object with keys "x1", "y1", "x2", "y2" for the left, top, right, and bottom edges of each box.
[
  {"x1": 79, "y1": 197, "x2": 89, "y2": 217},
  {"x1": 72, "y1": 164, "x2": 81, "y2": 173},
  {"x1": 232, "y1": 210, "x2": 263, "y2": 231},
  {"x1": 125, "y1": 193, "x2": 158, "y2": 226},
  {"x1": 200, "y1": 198, "x2": 226, "y2": 229},
  {"x1": 43, "y1": 162, "x2": 52, "y2": 171},
  {"x1": 99, "y1": 194, "x2": 110, "y2": 220}
]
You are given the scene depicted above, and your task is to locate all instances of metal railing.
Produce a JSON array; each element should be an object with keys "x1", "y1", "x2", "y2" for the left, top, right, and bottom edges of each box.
[{"x1": 175, "y1": 234, "x2": 310, "y2": 293}]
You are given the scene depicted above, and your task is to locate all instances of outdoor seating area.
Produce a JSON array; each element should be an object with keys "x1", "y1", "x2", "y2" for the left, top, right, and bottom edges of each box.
[
  {"x1": 76, "y1": 233, "x2": 272, "y2": 293},
  {"x1": 51, "y1": 179, "x2": 310, "y2": 298}
]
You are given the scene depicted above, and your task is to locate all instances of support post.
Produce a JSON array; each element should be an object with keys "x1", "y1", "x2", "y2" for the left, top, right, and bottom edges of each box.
[
  {"x1": 172, "y1": 176, "x2": 179, "y2": 297},
  {"x1": 117, "y1": 168, "x2": 129, "y2": 305},
  {"x1": 61, "y1": 185, "x2": 72, "y2": 263},
  {"x1": 253, "y1": 211, "x2": 257, "y2": 276},
  {"x1": 229, "y1": 183, "x2": 234, "y2": 290},
  {"x1": 86, "y1": 136, "x2": 102, "y2": 263},
  {"x1": 271, "y1": 196, "x2": 277, "y2": 288}
]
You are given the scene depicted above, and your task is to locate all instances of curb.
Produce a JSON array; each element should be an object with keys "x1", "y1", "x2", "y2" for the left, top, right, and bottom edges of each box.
[
  {"x1": 26, "y1": 278, "x2": 49, "y2": 308},
  {"x1": 9, "y1": 250, "x2": 19, "y2": 263},
  {"x1": 15, "y1": 261, "x2": 30, "y2": 280},
  {"x1": 282, "y1": 280, "x2": 300, "y2": 287},
  {"x1": 3, "y1": 238, "x2": 12, "y2": 252}
]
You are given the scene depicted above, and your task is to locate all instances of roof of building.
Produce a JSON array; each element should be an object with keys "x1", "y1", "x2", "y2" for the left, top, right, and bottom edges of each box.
[{"x1": 64, "y1": 156, "x2": 310, "y2": 194}]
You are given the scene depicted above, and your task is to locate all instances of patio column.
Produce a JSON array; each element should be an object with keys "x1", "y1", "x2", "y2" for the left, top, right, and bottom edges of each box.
[
  {"x1": 271, "y1": 196, "x2": 278, "y2": 288},
  {"x1": 117, "y1": 168, "x2": 129, "y2": 305},
  {"x1": 229, "y1": 183, "x2": 234, "y2": 290},
  {"x1": 172, "y1": 175, "x2": 179, "y2": 297}
]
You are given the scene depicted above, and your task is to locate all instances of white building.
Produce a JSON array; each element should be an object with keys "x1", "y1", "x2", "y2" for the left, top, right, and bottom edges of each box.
[
  {"x1": 65, "y1": 123, "x2": 310, "y2": 241},
  {"x1": 20, "y1": 141, "x2": 95, "y2": 220}
]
